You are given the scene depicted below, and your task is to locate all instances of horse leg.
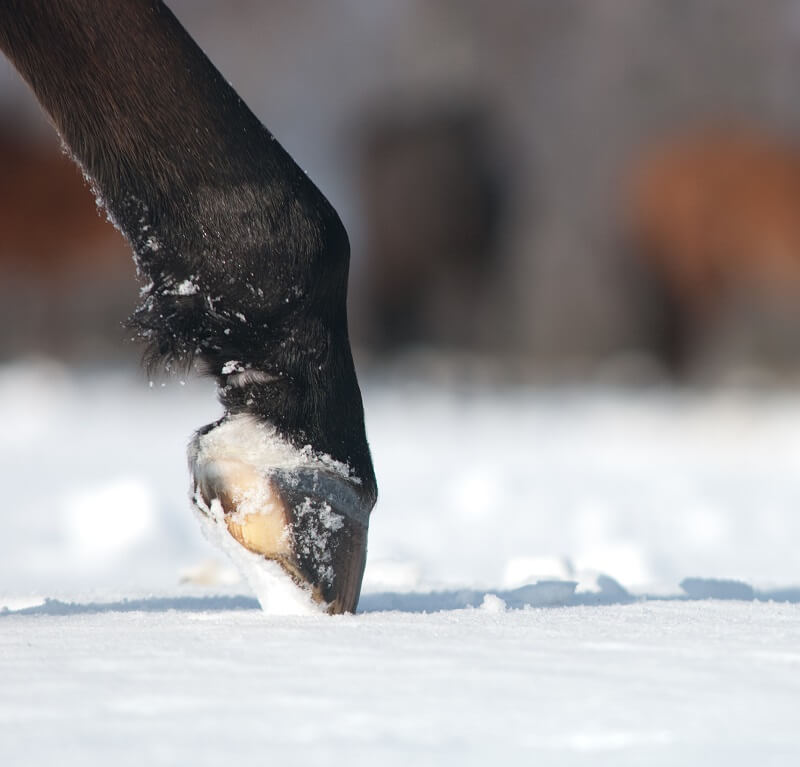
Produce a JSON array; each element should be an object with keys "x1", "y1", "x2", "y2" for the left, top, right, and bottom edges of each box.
[{"x1": 0, "y1": 0, "x2": 377, "y2": 613}]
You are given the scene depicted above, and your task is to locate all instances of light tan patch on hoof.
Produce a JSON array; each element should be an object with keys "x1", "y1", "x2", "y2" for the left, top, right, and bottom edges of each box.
[
  {"x1": 225, "y1": 509, "x2": 288, "y2": 559},
  {"x1": 193, "y1": 456, "x2": 293, "y2": 561}
]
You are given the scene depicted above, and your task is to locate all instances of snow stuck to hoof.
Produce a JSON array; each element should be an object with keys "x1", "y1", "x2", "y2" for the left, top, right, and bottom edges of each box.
[{"x1": 193, "y1": 495, "x2": 322, "y2": 616}]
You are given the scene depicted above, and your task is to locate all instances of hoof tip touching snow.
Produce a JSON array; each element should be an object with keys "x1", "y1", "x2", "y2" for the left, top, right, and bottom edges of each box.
[{"x1": 189, "y1": 414, "x2": 371, "y2": 615}]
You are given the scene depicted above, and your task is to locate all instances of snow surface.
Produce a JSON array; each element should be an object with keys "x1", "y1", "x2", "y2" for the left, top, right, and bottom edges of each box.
[
  {"x1": 2, "y1": 601, "x2": 799, "y2": 766},
  {"x1": 2, "y1": 359, "x2": 800, "y2": 764}
]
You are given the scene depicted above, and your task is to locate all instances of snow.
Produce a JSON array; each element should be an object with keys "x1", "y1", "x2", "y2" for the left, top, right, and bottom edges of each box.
[
  {"x1": 2, "y1": 601, "x2": 799, "y2": 765},
  {"x1": 1, "y1": 359, "x2": 800, "y2": 763},
  {"x1": 62, "y1": 478, "x2": 155, "y2": 562},
  {"x1": 220, "y1": 359, "x2": 243, "y2": 374},
  {"x1": 190, "y1": 411, "x2": 354, "y2": 480},
  {"x1": 144, "y1": 235, "x2": 162, "y2": 255}
]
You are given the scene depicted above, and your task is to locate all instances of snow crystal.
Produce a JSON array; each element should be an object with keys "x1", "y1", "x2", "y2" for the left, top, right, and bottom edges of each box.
[
  {"x1": 292, "y1": 498, "x2": 345, "y2": 586},
  {"x1": 221, "y1": 360, "x2": 244, "y2": 375},
  {"x1": 173, "y1": 279, "x2": 198, "y2": 296}
]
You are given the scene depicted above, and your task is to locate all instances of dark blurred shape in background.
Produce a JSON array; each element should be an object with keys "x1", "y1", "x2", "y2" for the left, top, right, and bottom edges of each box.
[
  {"x1": 5, "y1": 0, "x2": 800, "y2": 381},
  {"x1": 357, "y1": 100, "x2": 511, "y2": 351}
]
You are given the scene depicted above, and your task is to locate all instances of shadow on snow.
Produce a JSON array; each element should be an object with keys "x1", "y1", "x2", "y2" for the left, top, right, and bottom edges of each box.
[{"x1": 3, "y1": 577, "x2": 800, "y2": 617}]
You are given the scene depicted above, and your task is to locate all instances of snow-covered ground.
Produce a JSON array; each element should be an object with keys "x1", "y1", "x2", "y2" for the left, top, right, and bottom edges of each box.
[{"x1": 2, "y1": 359, "x2": 800, "y2": 764}]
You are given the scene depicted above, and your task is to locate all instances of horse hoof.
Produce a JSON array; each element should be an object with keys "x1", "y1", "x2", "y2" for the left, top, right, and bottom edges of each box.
[{"x1": 188, "y1": 414, "x2": 371, "y2": 614}]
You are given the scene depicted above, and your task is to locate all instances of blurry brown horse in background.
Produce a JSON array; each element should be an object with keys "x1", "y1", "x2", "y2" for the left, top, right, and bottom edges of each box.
[{"x1": 627, "y1": 128, "x2": 800, "y2": 375}]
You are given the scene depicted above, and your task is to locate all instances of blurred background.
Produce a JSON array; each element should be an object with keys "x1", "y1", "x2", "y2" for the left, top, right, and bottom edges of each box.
[
  {"x1": 4, "y1": 0, "x2": 800, "y2": 600},
  {"x1": 7, "y1": 0, "x2": 800, "y2": 378}
]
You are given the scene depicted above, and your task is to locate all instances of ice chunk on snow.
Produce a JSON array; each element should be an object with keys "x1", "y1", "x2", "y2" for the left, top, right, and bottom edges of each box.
[{"x1": 479, "y1": 593, "x2": 507, "y2": 612}]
